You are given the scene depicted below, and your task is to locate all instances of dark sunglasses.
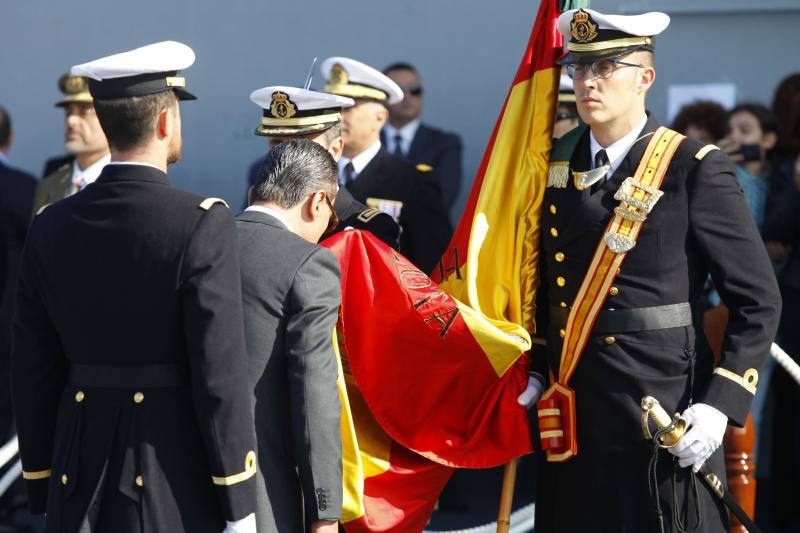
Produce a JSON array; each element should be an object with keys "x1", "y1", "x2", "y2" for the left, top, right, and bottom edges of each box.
[
  {"x1": 323, "y1": 194, "x2": 339, "y2": 235},
  {"x1": 400, "y1": 85, "x2": 423, "y2": 97}
]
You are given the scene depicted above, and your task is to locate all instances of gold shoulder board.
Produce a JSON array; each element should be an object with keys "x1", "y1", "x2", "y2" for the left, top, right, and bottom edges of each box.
[
  {"x1": 199, "y1": 198, "x2": 230, "y2": 211},
  {"x1": 35, "y1": 203, "x2": 52, "y2": 216},
  {"x1": 694, "y1": 144, "x2": 719, "y2": 161},
  {"x1": 357, "y1": 208, "x2": 381, "y2": 223},
  {"x1": 416, "y1": 163, "x2": 433, "y2": 172}
]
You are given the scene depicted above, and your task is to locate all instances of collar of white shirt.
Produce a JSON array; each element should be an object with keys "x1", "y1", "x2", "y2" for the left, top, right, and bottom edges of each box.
[
  {"x1": 338, "y1": 139, "x2": 382, "y2": 181},
  {"x1": 384, "y1": 118, "x2": 420, "y2": 155},
  {"x1": 107, "y1": 160, "x2": 165, "y2": 172},
  {"x1": 72, "y1": 154, "x2": 111, "y2": 187},
  {"x1": 589, "y1": 114, "x2": 648, "y2": 178},
  {"x1": 245, "y1": 204, "x2": 292, "y2": 231},
  {"x1": 0, "y1": 152, "x2": 9, "y2": 167}
]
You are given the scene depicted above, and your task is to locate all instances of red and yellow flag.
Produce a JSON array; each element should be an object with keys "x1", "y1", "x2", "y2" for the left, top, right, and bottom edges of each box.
[{"x1": 323, "y1": 0, "x2": 564, "y2": 529}]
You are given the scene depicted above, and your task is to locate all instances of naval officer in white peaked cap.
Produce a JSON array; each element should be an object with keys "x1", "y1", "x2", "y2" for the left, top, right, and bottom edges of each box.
[
  {"x1": 319, "y1": 56, "x2": 452, "y2": 274},
  {"x1": 531, "y1": 8, "x2": 780, "y2": 533},
  {"x1": 12, "y1": 40, "x2": 259, "y2": 533}
]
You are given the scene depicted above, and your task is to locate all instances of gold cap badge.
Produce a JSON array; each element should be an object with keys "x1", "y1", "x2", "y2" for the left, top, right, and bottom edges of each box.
[
  {"x1": 570, "y1": 9, "x2": 598, "y2": 43},
  {"x1": 329, "y1": 64, "x2": 349, "y2": 86},
  {"x1": 270, "y1": 91, "x2": 297, "y2": 119},
  {"x1": 58, "y1": 73, "x2": 89, "y2": 96}
]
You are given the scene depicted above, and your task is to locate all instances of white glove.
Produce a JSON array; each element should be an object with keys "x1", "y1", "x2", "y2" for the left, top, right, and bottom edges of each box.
[
  {"x1": 668, "y1": 403, "x2": 728, "y2": 473},
  {"x1": 222, "y1": 513, "x2": 256, "y2": 533},
  {"x1": 517, "y1": 376, "x2": 544, "y2": 408}
]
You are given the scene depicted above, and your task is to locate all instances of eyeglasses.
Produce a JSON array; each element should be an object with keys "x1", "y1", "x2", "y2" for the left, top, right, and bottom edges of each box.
[
  {"x1": 323, "y1": 194, "x2": 339, "y2": 235},
  {"x1": 556, "y1": 111, "x2": 578, "y2": 121},
  {"x1": 400, "y1": 85, "x2": 423, "y2": 97},
  {"x1": 566, "y1": 58, "x2": 643, "y2": 81}
]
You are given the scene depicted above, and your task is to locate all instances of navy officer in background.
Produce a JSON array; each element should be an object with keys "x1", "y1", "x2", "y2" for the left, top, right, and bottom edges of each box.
[
  {"x1": 247, "y1": 84, "x2": 399, "y2": 249},
  {"x1": 320, "y1": 56, "x2": 452, "y2": 274},
  {"x1": 11, "y1": 41, "x2": 257, "y2": 533},
  {"x1": 532, "y1": 9, "x2": 780, "y2": 533}
]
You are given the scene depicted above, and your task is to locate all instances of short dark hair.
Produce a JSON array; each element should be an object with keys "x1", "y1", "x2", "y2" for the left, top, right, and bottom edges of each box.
[
  {"x1": 253, "y1": 138, "x2": 338, "y2": 208},
  {"x1": 729, "y1": 102, "x2": 779, "y2": 136},
  {"x1": 772, "y1": 73, "x2": 800, "y2": 158},
  {"x1": 0, "y1": 105, "x2": 11, "y2": 148},
  {"x1": 383, "y1": 62, "x2": 418, "y2": 76},
  {"x1": 321, "y1": 122, "x2": 342, "y2": 145},
  {"x1": 93, "y1": 91, "x2": 177, "y2": 151},
  {"x1": 671, "y1": 100, "x2": 728, "y2": 141}
]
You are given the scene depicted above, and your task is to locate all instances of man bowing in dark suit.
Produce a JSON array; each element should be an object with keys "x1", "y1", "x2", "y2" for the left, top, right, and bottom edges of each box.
[
  {"x1": 382, "y1": 62, "x2": 463, "y2": 213},
  {"x1": 320, "y1": 56, "x2": 452, "y2": 274},
  {"x1": 237, "y1": 139, "x2": 342, "y2": 533}
]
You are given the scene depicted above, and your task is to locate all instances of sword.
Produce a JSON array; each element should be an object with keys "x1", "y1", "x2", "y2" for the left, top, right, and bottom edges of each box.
[{"x1": 640, "y1": 396, "x2": 762, "y2": 533}]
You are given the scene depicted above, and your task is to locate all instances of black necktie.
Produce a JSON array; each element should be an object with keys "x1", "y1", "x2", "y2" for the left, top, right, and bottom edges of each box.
[
  {"x1": 591, "y1": 149, "x2": 610, "y2": 193},
  {"x1": 343, "y1": 162, "x2": 355, "y2": 186},
  {"x1": 393, "y1": 134, "x2": 404, "y2": 158},
  {"x1": 594, "y1": 149, "x2": 609, "y2": 170}
]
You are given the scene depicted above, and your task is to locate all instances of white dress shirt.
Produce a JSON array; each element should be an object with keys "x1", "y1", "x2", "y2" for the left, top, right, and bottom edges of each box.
[
  {"x1": 71, "y1": 154, "x2": 111, "y2": 192},
  {"x1": 338, "y1": 140, "x2": 382, "y2": 186},
  {"x1": 245, "y1": 204, "x2": 292, "y2": 231},
  {"x1": 0, "y1": 152, "x2": 9, "y2": 166},
  {"x1": 383, "y1": 119, "x2": 420, "y2": 157},
  {"x1": 107, "y1": 160, "x2": 164, "y2": 171},
  {"x1": 589, "y1": 114, "x2": 648, "y2": 178}
]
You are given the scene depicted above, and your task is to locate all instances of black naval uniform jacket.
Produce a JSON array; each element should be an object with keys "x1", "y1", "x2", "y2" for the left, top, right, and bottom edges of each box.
[
  {"x1": 381, "y1": 124, "x2": 463, "y2": 210},
  {"x1": 330, "y1": 186, "x2": 400, "y2": 250},
  {"x1": 533, "y1": 116, "x2": 781, "y2": 533},
  {"x1": 346, "y1": 147, "x2": 452, "y2": 274},
  {"x1": 11, "y1": 164, "x2": 257, "y2": 533}
]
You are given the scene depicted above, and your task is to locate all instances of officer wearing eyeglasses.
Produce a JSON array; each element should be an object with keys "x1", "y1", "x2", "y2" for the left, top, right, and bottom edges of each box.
[
  {"x1": 532, "y1": 9, "x2": 780, "y2": 532},
  {"x1": 236, "y1": 138, "x2": 343, "y2": 533}
]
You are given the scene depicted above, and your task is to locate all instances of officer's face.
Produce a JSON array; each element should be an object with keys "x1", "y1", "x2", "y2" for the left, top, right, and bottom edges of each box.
[
  {"x1": 63, "y1": 102, "x2": 108, "y2": 155},
  {"x1": 387, "y1": 68, "x2": 423, "y2": 123},
  {"x1": 341, "y1": 101, "x2": 387, "y2": 156},
  {"x1": 573, "y1": 52, "x2": 653, "y2": 128}
]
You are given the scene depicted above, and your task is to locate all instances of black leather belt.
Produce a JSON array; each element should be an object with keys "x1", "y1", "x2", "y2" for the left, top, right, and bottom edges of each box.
[
  {"x1": 69, "y1": 364, "x2": 189, "y2": 388},
  {"x1": 549, "y1": 302, "x2": 692, "y2": 334}
]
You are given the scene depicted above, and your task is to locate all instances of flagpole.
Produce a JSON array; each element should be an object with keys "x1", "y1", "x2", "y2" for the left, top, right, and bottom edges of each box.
[{"x1": 496, "y1": 459, "x2": 518, "y2": 533}]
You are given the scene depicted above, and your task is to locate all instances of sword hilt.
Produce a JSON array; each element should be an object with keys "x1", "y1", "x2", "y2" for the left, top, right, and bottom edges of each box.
[{"x1": 641, "y1": 396, "x2": 687, "y2": 448}]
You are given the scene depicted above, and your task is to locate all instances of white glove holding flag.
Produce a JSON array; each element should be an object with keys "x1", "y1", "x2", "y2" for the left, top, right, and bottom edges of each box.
[
  {"x1": 668, "y1": 403, "x2": 728, "y2": 472},
  {"x1": 222, "y1": 513, "x2": 256, "y2": 533},
  {"x1": 517, "y1": 375, "x2": 544, "y2": 408}
]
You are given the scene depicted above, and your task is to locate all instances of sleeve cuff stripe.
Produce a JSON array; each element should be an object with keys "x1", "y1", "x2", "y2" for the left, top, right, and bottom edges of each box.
[
  {"x1": 714, "y1": 367, "x2": 758, "y2": 395},
  {"x1": 212, "y1": 451, "x2": 257, "y2": 486},
  {"x1": 23, "y1": 469, "x2": 51, "y2": 480}
]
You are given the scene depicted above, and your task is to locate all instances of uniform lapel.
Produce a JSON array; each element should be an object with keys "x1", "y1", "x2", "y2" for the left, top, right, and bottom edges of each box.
[
  {"x1": 407, "y1": 124, "x2": 430, "y2": 161},
  {"x1": 347, "y1": 148, "x2": 391, "y2": 202},
  {"x1": 556, "y1": 116, "x2": 659, "y2": 248}
]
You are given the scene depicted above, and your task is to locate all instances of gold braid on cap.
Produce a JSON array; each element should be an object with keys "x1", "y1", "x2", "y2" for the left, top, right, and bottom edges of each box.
[{"x1": 568, "y1": 36, "x2": 652, "y2": 52}]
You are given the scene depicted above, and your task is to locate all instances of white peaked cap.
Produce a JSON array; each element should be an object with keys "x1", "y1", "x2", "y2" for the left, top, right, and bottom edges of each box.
[
  {"x1": 320, "y1": 56, "x2": 404, "y2": 105},
  {"x1": 71, "y1": 41, "x2": 195, "y2": 81}
]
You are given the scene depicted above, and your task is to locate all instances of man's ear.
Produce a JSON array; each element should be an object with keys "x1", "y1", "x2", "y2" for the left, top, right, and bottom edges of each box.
[
  {"x1": 638, "y1": 65, "x2": 655, "y2": 95},
  {"x1": 156, "y1": 107, "x2": 170, "y2": 140},
  {"x1": 376, "y1": 105, "x2": 389, "y2": 129},
  {"x1": 328, "y1": 136, "x2": 345, "y2": 161}
]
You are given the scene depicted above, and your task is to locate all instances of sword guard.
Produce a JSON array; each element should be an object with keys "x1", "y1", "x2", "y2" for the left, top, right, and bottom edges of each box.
[{"x1": 640, "y1": 396, "x2": 687, "y2": 448}]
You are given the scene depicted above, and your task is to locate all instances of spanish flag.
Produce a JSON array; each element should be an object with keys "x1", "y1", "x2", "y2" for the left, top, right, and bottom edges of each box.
[{"x1": 323, "y1": 0, "x2": 563, "y2": 529}]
